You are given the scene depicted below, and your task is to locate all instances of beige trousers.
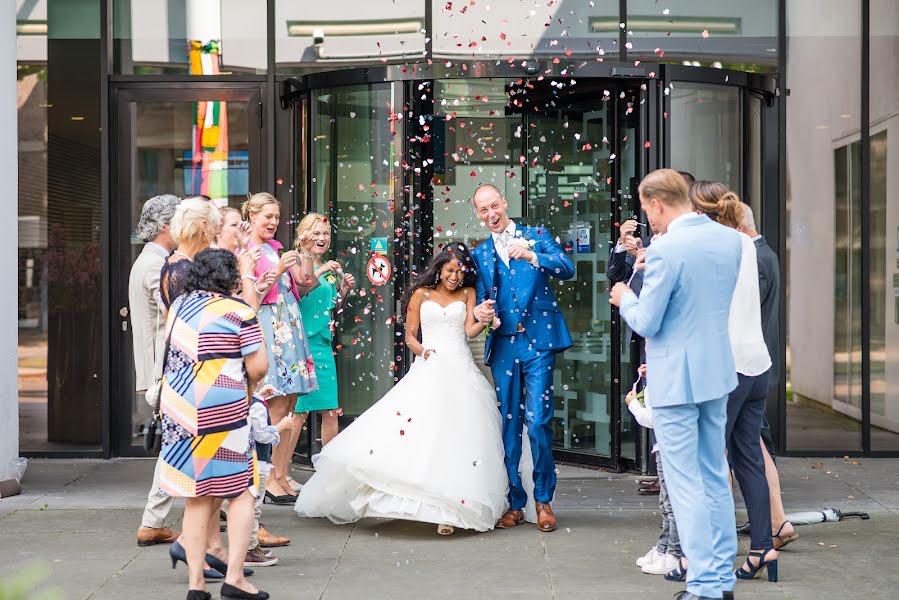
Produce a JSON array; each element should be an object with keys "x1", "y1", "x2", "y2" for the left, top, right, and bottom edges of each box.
[{"x1": 140, "y1": 453, "x2": 176, "y2": 528}]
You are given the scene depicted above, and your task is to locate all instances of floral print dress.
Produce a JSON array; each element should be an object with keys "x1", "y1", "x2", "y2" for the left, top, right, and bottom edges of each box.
[{"x1": 256, "y1": 244, "x2": 318, "y2": 396}]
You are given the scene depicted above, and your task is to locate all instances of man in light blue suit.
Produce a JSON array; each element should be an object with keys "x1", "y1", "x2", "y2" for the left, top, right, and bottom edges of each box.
[
  {"x1": 470, "y1": 184, "x2": 575, "y2": 533},
  {"x1": 610, "y1": 169, "x2": 742, "y2": 600}
]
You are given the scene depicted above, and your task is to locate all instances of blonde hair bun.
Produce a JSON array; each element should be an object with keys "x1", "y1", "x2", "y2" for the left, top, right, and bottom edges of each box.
[{"x1": 170, "y1": 197, "x2": 222, "y2": 245}]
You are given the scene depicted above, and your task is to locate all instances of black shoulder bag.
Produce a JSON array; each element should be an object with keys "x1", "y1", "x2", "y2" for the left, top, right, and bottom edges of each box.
[{"x1": 143, "y1": 305, "x2": 177, "y2": 454}]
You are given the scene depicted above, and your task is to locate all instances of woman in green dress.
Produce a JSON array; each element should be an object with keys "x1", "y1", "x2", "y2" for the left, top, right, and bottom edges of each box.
[{"x1": 287, "y1": 212, "x2": 355, "y2": 466}]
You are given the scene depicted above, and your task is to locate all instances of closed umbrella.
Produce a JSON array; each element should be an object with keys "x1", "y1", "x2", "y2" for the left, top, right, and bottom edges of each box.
[{"x1": 785, "y1": 507, "x2": 870, "y2": 525}]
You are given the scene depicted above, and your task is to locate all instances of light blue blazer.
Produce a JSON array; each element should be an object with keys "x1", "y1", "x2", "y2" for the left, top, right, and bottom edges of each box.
[{"x1": 619, "y1": 213, "x2": 742, "y2": 407}]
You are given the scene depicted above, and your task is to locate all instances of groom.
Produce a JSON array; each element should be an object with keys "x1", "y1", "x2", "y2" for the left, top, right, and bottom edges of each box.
[{"x1": 470, "y1": 184, "x2": 575, "y2": 532}]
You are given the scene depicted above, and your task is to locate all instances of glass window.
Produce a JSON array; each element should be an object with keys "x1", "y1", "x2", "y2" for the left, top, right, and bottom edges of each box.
[
  {"x1": 310, "y1": 84, "x2": 401, "y2": 439},
  {"x1": 669, "y1": 82, "x2": 742, "y2": 192},
  {"x1": 432, "y1": 79, "x2": 523, "y2": 246},
  {"x1": 432, "y1": 0, "x2": 618, "y2": 61},
  {"x1": 17, "y1": 0, "x2": 103, "y2": 452},
  {"x1": 276, "y1": 1, "x2": 426, "y2": 75},
  {"x1": 113, "y1": 0, "x2": 268, "y2": 75},
  {"x1": 785, "y1": 0, "x2": 862, "y2": 452},
  {"x1": 870, "y1": 0, "x2": 899, "y2": 451},
  {"x1": 626, "y1": 0, "x2": 777, "y2": 71}
]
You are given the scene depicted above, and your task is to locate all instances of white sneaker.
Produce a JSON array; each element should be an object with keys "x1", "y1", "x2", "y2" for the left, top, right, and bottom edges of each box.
[
  {"x1": 635, "y1": 547, "x2": 659, "y2": 567},
  {"x1": 642, "y1": 552, "x2": 680, "y2": 575}
]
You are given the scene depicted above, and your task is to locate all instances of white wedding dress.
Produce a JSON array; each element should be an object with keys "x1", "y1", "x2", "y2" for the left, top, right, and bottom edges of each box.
[{"x1": 294, "y1": 299, "x2": 511, "y2": 531}]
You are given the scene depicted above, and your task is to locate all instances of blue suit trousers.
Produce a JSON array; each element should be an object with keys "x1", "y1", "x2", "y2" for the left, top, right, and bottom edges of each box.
[
  {"x1": 653, "y1": 396, "x2": 737, "y2": 599},
  {"x1": 490, "y1": 332, "x2": 556, "y2": 510}
]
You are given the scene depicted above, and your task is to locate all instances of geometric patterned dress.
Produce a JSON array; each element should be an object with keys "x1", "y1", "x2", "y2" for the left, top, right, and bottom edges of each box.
[{"x1": 159, "y1": 290, "x2": 264, "y2": 498}]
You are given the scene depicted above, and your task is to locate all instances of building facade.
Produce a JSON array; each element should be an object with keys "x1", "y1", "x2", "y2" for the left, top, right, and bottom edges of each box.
[{"x1": 7, "y1": 0, "x2": 899, "y2": 475}]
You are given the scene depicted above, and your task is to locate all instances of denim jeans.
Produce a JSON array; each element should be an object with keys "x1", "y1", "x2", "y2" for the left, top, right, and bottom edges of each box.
[{"x1": 654, "y1": 450, "x2": 682, "y2": 557}]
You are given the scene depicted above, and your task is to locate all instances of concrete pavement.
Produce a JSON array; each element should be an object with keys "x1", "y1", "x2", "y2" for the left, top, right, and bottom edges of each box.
[{"x1": 1, "y1": 457, "x2": 897, "y2": 599}]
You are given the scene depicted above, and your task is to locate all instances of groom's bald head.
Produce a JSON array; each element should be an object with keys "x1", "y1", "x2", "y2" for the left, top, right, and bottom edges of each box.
[{"x1": 472, "y1": 184, "x2": 511, "y2": 234}]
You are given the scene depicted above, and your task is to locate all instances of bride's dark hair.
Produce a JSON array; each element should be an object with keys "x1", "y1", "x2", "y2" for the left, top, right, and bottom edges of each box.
[{"x1": 400, "y1": 242, "x2": 478, "y2": 320}]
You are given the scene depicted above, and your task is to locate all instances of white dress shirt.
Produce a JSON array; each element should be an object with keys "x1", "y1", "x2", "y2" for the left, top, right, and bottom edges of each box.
[
  {"x1": 729, "y1": 232, "x2": 772, "y2": 376},
  {"x1": 492, "y1": 221, "x2": 540, "y2": 268}
]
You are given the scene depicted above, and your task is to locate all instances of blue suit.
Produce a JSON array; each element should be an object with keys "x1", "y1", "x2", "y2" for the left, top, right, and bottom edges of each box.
[
  {"x1": 472, "y1": 223, "x2": 574, "y2": 510},
  {"x1": 619, "y1": 213, "x2": 741, "y2": 599}
]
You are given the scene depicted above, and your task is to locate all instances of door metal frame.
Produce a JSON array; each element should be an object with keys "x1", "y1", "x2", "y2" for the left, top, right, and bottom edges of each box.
[
  {"x1": 109, "y1": 83, "x2": 265, "y2": 457},
  {"x1": 280, "y1": 62, "x2": 780, "y2": 472},
  {"x1": 661, "y1": 66, "x2": 783, "y2": 451}
]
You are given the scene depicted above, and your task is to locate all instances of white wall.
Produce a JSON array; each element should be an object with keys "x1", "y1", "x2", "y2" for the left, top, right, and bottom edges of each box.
[{"x1": 2, "y1": 0, "x2": 20, "y2": 479}]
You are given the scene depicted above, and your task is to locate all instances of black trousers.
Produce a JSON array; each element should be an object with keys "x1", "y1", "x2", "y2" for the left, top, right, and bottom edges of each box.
[{"x1": 726, "y1": 370, "x2": 773, "y2": 550}]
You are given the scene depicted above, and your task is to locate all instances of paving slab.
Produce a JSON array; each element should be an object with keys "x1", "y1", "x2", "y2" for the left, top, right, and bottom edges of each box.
[{"x1": 1, "y1": 458, "x2": 898, "y2": 599}]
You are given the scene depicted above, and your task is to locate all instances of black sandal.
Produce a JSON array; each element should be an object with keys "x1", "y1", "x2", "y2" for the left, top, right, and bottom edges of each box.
[
  {"x1": 664, "y1": 559, "x2": 687, "y2": 582},
  {"x1": 735, "y1": 549, "x2": 778, "y2": 582}
]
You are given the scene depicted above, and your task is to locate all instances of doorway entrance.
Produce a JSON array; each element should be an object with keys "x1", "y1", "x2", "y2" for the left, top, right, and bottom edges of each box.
[
  {"x1": 109, "y1": 83, "x2": 263, "y2": 456},
  {"x1": 282, "y1": 64, "x2": 777, "y2": 472}
]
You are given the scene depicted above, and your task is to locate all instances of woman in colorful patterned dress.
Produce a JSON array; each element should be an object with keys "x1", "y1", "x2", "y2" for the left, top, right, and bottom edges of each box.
[
  {"x1": 289, "y1": 213, "x2": 356, "y2": 459},
  {"x1": 159, "y1": 248, "x2": 269, "y2": 600},
  {"x1": 243, "y1": 193, "x2": 319, "y2": 504}
]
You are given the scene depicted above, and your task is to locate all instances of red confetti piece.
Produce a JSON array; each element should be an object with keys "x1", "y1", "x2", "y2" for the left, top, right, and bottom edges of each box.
[
  {"x1": 400, "y1": 430, "x2": 405, "y2": 436},
  {"x1": 276, "y1": 178, "x2": 283, "y2": 185},
  {"x1": 644, "y1": 141, "x2": 651, "y2": 148},
  {"x1": 470, "y1": 171, "x2": 477, "y2": 177}
]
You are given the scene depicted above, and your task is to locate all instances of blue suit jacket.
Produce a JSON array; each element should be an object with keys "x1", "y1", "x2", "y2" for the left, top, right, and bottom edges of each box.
[
  {"x1": 619, "y1": 213, "x2": 742, "y2": 407},
  {"x1": 472, "y1": 223, "x2": 575, "y2": 365}
]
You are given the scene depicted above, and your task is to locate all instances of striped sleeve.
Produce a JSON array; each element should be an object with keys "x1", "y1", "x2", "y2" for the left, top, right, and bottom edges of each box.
[{"x1": 239, "y1": 309, "x2": 263, "y2": 356}]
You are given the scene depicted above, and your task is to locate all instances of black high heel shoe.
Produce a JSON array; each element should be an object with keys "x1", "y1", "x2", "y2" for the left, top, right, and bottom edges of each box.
[
  {"x1": 220, "y1": 582, "x2": 269, "y2": 600},
  {"x1": 264, "y1": 490, "x2": 296, "y2": 505},
  {"x1": 169, "y1": 541, "x2": 224, "y2": 580},
  {"x1": 186, "y1": 591, "x2": 211, "y2": 600},
  {"x1": 735, "y1": 549, "x2": 779, "y2": 582},
  {"x1": 204, "y1": 552, "x2": 254, "y2": 577}
]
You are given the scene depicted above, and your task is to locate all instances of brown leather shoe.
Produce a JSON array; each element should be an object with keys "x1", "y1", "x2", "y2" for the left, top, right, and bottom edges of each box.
[
  {"x1": 535, "y1": 503, "x2": 556, "y2": 532},
  {"x1": 136, "y1": 526, "x2": 179, "y2": 547},
  {"x1": 495, "y1": 510, "x2": 525, "y2": 529},
  {"x1": 258, "y1": 524, "x2": 290, "y2": 547}
]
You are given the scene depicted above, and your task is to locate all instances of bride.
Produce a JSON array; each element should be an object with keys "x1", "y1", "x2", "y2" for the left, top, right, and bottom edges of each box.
[{"x1": 294, "y1": 242, "x2": 509, "y2": 534}]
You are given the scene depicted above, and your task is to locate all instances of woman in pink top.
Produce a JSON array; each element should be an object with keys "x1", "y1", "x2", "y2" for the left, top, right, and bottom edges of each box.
[{"x1": 243, "y1": 193, "x2": 320, "y2": 504}]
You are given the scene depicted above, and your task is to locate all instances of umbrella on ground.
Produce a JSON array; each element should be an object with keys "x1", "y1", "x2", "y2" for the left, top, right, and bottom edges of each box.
[{"x1": 785, "y1": 507, "x2": 870, "y2": 525}]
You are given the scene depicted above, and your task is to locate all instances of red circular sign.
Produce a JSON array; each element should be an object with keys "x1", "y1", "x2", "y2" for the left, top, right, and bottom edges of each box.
[{"x1": 366, "y1": 254, "x2": 392, "y2": 286}]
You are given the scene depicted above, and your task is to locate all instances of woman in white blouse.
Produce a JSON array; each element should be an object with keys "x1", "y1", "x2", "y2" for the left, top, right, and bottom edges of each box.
[{"x1": 690, "y1": 182, "x2": 779, "y2": 584}]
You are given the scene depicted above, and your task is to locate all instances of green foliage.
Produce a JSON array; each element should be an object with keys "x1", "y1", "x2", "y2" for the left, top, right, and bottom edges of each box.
[{"x1": 0, "y1": 563, "x2": 65, "y2": 600}]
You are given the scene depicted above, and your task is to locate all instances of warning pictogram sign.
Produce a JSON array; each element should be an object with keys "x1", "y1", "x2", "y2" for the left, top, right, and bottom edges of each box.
[{"x1": 366, "y1": 254, "x2": 392, "y2": 286}]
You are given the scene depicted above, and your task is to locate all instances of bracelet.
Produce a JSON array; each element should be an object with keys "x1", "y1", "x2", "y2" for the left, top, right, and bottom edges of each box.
[
  {"x1": 241, "y1": 274, "x2": 257, "y2": 282},
  {"x1": 253, "y1": 282, "x2": 264, "y2": 295}
]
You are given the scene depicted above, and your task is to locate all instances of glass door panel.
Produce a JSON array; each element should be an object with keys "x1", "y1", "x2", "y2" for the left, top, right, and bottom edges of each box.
[
  {"x1": 431, "y1": 78, "x2": 524, "y2": 375},
  {"x1": 522, "y1": 81, "x2": 639, "y2": 464},
  {"x1": 112, "y1": 86, "x2": 262, "y2": 455},
  {"x1": 308, "y1": 83, "x2": 402, "y2": 453},
  {"x1": 669, "y1": 82, "x2": 742, "y2": 191}
]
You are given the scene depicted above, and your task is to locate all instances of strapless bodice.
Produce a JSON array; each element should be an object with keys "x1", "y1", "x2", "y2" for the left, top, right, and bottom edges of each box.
[{"x1": 419, "y1": 300, "x2": 470, "y2": 356}]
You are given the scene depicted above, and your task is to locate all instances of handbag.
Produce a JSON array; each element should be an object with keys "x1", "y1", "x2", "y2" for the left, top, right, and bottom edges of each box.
[{"x1": 144, "y1": 303, "x2": 177, "y2": 454}]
